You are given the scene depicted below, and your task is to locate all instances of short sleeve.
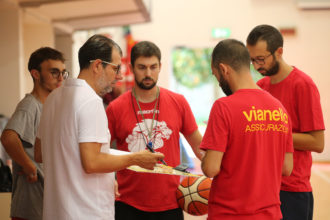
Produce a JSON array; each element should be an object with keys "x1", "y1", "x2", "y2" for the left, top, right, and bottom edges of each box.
[
  {"x1": 5, "y1": 110, "x2": 36, "y2": 145},
  {"x1": 296, "y1": 81, "x2": 324, "y2": 132},
  {"x1": 257, "y1": 77, "x2": 268, "y2": 90},
  {"x1": 179, "y1": 96, "x2": 198, "y2": 136},
  {"x1": 77, "y1": 99, "x2": 108, "y2": 144},
  {"x1": 105, "y1": 103, "x2": 116, "y2": 142},
  {"x1": 200, "y1": 101, "x2": 229, "y2": 152}
]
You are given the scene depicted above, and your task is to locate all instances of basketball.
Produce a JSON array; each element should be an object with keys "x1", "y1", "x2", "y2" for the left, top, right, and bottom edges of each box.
[{"x1": 176, "y1": 175, "x2": 212, "y2": 216}]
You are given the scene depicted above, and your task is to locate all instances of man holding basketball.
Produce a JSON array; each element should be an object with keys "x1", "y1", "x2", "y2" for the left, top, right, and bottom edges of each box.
[
  {"x1": 246, "y1": 24, "x2": 325, "y2": 220},
  {"x1": 201, "y1": 39, "x2": 293, "y2": 220}
]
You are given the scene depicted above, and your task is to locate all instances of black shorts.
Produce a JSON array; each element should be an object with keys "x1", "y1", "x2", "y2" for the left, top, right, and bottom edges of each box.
[
  {"x1": 280, "y1": 191, "x2": 314, "y2": 220},
  {"x1": 115, "y1": 201, "x2": 184, "y2": 220}
]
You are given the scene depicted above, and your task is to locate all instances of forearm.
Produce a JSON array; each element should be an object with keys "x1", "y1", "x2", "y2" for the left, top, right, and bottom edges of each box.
[
  {"x1": 201, "y1": 159, "x2": 220, "y2": 178},
  {"x1": 201, "y1": 160, "x2": 214, "y2": 178},
  {"x1": 185, "y1": 130, "x2": 204, "y2": 160},
  {"x1": 1, "y1": 130, "x2": 34, "y2": 168},
  {"x1": 201, "y1": 150, "x2": 223, "y2": 178},
  {"x1": 293, "y1": 130, "x2": 324, "y2": 153},
  {"x1": 282, "y1": 152, "x2": 293, "y2": 176},
  {"x1": 191, "y1": 145, "x2": 204, "y2": 161},
  {"x1": 80, "y1": 143, "x2": 163, "y2": 174},
  {"x1": 82, "y1": 153, "x2": 137, "y2": 174},
  {"x1": 34, "y1": 138, "x2": 42, "y2": 163}
]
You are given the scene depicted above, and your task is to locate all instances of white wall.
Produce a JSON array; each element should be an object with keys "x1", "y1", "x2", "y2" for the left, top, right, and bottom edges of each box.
[
  {"x1": 0, "y1": 1, "x2": 24, "y2": 118},
  {"x1": 1, "y1": 0, "x2": 329, "y2": 160},
  {"x1": 129, "y1": 0, "x2": 330, "y2": 161},
  {"x1": 0, "y1": 1, "x2": 55, "y2": 117},
  {"x1": 23, "y1": 21, "x2": 55, "y2": 95},
  {"x1": 55, "y1": 34, "x2": 73, "y2": 75}
]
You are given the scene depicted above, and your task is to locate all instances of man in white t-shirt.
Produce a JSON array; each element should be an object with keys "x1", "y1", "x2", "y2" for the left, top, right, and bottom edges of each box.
[{"x1": 35, "y1": 35, "x2": 164, "y2": 220}]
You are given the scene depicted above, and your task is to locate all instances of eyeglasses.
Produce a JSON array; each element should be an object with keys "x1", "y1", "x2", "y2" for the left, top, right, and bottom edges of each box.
[
  {"x1": 50, "y1": 69, "x2": 69, "y2": 79},
  {"x1": 251, "y1": 53, "x2": 273, "y2": 65},
  {"x1": 90, "y1": 60, "x2": 121, "y2": 75}
]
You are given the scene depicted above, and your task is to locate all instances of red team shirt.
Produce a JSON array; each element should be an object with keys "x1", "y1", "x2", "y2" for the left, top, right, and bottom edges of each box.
[
  {"x1": 106, "y1": 87, "x2": 198, "y2": 211},
  {"x1": 200, "y1": 89, "x2": 293, "y2": 220},
  {"x1": 258, "y1": 67, "x2": 325, "y2": 192}
]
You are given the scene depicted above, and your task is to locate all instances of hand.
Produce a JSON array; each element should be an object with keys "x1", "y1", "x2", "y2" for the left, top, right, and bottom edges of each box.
[
  {"x1": 26, "y1": 172, "x2": 38, "y2": 183},
  {"x1": 21, "y1": 161, "x2": 38, "y2": 183},
  {"x1": 200, "y1": 150, "x2": 206, "y2": 159},
  {"x1": 133, "y1": 150, "x2": 165, "y2": 170}
]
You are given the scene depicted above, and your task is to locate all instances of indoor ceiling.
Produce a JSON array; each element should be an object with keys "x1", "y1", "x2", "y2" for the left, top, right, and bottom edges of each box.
[{"x1": 17, "y1": 0, "x2": 151, "y2": 34}]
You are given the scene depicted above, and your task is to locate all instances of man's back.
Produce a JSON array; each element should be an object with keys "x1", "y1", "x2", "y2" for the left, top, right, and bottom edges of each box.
[{"x1": 201, "y1": 89, "x2": 293, "y2": 219}]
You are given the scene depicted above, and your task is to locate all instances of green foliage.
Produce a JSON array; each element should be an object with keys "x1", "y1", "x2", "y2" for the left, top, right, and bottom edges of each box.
[
  {"x1": 172, "y1": 47, "x2": 213, "y2": 88},
  {"x1": 250, "y1": 64, "x2": 264, "y2": 82}
]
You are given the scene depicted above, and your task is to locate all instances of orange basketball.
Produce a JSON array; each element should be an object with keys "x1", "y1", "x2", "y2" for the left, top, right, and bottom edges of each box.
[{"x1": 176, "y1": 175, "x2": 212, "y2": 216}]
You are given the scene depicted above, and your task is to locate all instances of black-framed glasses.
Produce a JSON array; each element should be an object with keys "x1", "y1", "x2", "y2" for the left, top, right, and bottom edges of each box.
[
  {"x1": 251, "y1": 53, "x2": 273, "y2": 65},
  {"x1": 50, "y1": 69, "x2": 69, "y2": 79},
  {"x1": 90, "y1": 60, "x2": 121, "y2": 75}
]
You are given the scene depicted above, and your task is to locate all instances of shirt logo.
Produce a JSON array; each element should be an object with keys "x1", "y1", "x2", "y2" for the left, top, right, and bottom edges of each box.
[
  {"x1": 126, "y1": 119, "x2": 173, "y2": 152},
  {"x1": 243, "y1": 106, "x2": 289, "y2": 133},
  {"x1": 137, "y1": 109, "x2": 160, "y2": 115}
]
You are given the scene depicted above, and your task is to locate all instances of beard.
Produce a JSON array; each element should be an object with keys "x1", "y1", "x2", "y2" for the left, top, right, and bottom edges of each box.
[
  {"x1": 135, "y1": 77, "x2": 157, "y2": 90},
  {"x1": 219, "y1": 74, "x2": 232, "y2": 96},
  {"x1": 258, "y1": 56, "x2": 280, "y2": 77},
  {"x1": 40, "y1": 74, "x2": 53, "y2": 93},
  {"x1": 96, "y1": 73, "x2": 112, "y2": 97}
]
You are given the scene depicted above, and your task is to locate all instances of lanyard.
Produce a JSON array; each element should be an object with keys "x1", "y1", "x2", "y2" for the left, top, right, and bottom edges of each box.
[{"x1": 132, "y1": 87, "x2": 160, "y2": 147}]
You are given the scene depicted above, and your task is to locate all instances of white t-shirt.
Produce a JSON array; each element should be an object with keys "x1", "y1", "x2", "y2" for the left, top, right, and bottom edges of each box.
[{"x1": 37, "y1": 78, "x2": 115, "y2": 220}]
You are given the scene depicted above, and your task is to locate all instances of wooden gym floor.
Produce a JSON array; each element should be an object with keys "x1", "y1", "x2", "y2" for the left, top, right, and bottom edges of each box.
[
  {"x1": 1, "y1": 162, "x2": 329, "y2": 220},
  {"x1": 184, "y1": 161, "x2": 330, "y2": 220}
]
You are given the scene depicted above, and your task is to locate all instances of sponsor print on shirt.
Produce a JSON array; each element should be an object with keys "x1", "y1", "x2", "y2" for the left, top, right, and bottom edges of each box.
[
  {"x1": 243, "y1": 106, "x2": 289, "y2": 133},
  {"x1": 126, "y1": 119, "x2": 173, "y2": 152}
]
